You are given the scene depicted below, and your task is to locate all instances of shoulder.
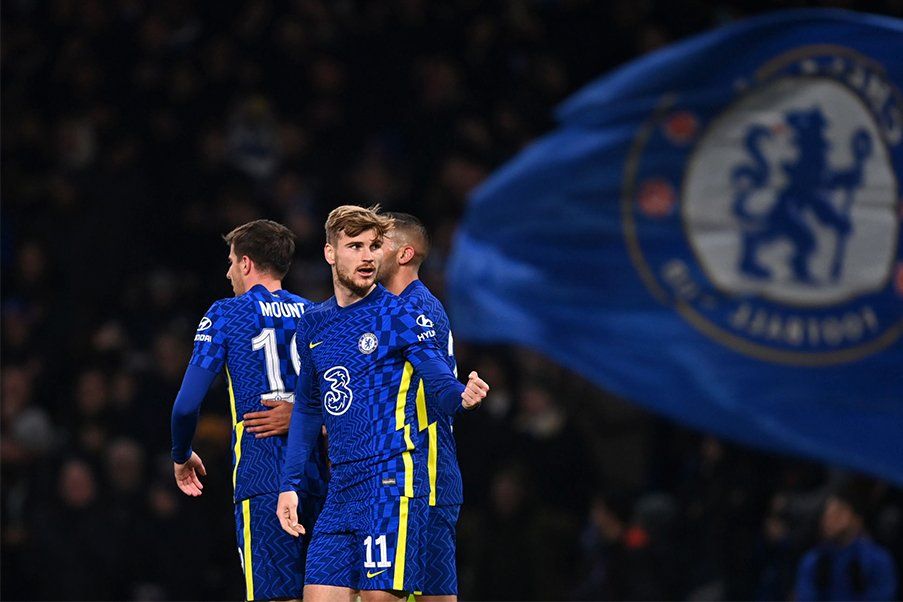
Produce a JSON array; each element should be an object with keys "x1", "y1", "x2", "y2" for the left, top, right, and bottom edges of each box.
[
  {"x1": 297, "y1": 298, "x2": 334, "y2": 334},
  {"x1": 200, "y1": 297, "x2": 241, "y2": 324},
  {"x1": 859, "y1": 538, "x2": 895, "y2": 567},
  {"x1": 405, "y1": 281, "x2": 448, "y2": 317},
  {"x1": 421, "y1": 286, "x2": 451, "y2": 323},
  {"x1": 304, "y1": 299, "x2": 333, "y2": 317},
  {"x1": 394, "y1": 293, "x2": 427, "y2": 320},
  {"x1": 796, "y1": 548, "x2": 821, "y2": 574},
  {"x1": 282, "y1": 291, "x2": 315, "y2": 308}
]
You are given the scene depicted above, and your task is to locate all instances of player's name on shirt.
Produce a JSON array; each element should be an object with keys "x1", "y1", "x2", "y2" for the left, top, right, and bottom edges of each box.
[
  {"x1": 258, "y1": 300, "x2": 306, "y2": 318},
  {"x1": 193, "y1": 300, "x2": 306, "y2": 343}
]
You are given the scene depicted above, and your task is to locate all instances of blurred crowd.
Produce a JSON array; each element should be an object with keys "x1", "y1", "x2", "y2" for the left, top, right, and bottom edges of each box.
[{"x1": 2, "y1": 0, "x2": 902, "y2": 600}]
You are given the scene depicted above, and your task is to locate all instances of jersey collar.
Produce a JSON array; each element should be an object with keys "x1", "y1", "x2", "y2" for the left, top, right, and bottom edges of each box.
[
  {"x1": 331, "y1": 283, "x2": 386, "y2": 311},
  {"x1": 399, "y1": 279, "x2": 425, "y2": 298},
  {"x1": 248, "y1": 284, "x2": 285, "y2": 298}
]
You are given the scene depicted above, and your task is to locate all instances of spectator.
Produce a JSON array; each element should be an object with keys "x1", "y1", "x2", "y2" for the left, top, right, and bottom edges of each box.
[
  {"x1": 2, "y1": 2, "x2": 901, "y2": 600},
  {"x1": 795, "y1": 482, "x2": 898, "y2": 601}
]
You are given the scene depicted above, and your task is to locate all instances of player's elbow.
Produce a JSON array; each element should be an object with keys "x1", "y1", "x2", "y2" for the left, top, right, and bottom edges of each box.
[{"x1": 171, "y1": 401, "x2": 199, "y2": 421}]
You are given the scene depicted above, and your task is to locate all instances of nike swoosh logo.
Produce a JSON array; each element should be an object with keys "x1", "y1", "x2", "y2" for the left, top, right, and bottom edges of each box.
[
  {"x1": 309, "y1": 341, "x2": 323, "y2": 349},
  {"x1": 366, "y1": 569, "x2": 388, "y2": 578}
]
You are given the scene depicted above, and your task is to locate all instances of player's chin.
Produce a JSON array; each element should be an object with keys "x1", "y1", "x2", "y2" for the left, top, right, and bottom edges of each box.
[{"x1": 354, "y1": 270, "x2": 376, "y2": 287}]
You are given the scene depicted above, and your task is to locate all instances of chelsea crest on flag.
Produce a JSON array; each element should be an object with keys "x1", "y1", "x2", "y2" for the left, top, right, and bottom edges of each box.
[{"x1": 448, "y1": 9, "x2": 903, "y2": 483}]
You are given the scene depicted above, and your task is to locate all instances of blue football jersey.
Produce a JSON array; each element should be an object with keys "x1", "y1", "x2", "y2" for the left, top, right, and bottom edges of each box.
[
  {"x1": 189, "y1": 284, "x2": 327, "y2": 502},
  {"x1": 291, "y1": 284, "x2": 457, "y2": 503},
  {"x1": 400, "y1": 280, "x2": 463, "y2": 506}
]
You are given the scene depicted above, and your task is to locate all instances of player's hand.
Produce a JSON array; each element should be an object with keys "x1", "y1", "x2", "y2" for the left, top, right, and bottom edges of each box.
[
  {"x1": 244, "y1": 399, "x2": 293, "y2": 438},
  {"x1": 173, "y1": 451, "x2": 207, "y2": 497},
  {"x1": 277, "y1": 491, "x2": 305, "y2": 537},
  {"x1": 462, "y1": 371, "x2": 489, "y2": 410}
]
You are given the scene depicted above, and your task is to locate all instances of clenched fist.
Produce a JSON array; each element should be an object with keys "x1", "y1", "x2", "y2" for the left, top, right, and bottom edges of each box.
[{"x1": 462, "y1": 371, "x2": 489, "y2": 409}]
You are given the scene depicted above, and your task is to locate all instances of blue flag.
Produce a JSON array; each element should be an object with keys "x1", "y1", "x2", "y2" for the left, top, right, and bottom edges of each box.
[{"x1": 447, "y1": 9, "x2": 903, "y2": 484}]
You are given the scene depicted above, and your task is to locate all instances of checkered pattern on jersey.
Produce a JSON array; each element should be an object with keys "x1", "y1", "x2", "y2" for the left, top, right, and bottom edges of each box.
[
  {"x1": 420, "y1": 504, "x2": 460, "y2": 595},
  {"x1": 401, "y1": 281, "x2": 464, "y2": 505},
  {"x1": 190, "y1": 285, "x2": 327, "y2": 501},
  {"x1": 301, "y1": 286, "x2": 443, "y2": 502}
]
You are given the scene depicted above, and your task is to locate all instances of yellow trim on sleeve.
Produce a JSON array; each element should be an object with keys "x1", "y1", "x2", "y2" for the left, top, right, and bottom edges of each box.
[
  {"x1": 242, "y1": 499, "x2": 255, "y2": 600},
  {"x1": 427, "y1": 422, "x2": 438, "y2": 506},
  {"x1": 415, "y1": 380, "x2": 428, "y2": 432},
  {"x1": 395, "y1": 362, "x2": 414, "y2": 430},
  {"x1": 393, "y1": 496, "x2": 410, "y2": 590}
]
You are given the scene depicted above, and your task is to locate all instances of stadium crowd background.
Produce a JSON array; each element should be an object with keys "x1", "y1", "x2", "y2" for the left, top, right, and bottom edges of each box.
[{"x1": 2, "y1": 0, "x2": 901, "y2": 600}]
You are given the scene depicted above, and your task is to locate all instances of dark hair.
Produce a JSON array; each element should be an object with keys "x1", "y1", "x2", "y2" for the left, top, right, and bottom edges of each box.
[
  {"x1": 832, "y1": 480, "x2": 870, "y2": 518},
  {"x1": 223, "y1": 220, "x2": 295, "y2": 278},
  {"x1": 385, "y1": 212, "x2": 430, "y2": 266}
]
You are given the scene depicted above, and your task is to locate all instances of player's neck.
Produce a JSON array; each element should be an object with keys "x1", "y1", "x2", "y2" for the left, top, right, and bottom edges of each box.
[
  {"x1": 382, "y1": 267, "x2": 419, "y2": 296},
  {"x1": 334, "y1": 281, "x2": 376, "y2": 307},
  {"x1": 243, "y1": 274, "x2": 282, "y2": 294}
]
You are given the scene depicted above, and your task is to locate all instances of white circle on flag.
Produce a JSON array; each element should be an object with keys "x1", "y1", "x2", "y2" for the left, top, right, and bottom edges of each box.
[{"x1": 682, "y1": 77, "x2": 897, "y2": 306}]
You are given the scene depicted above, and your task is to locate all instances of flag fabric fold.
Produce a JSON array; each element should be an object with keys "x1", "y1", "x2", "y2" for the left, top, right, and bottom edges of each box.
[{"x1": 447, "y1": 9, "x2": 903, "y2": 484}]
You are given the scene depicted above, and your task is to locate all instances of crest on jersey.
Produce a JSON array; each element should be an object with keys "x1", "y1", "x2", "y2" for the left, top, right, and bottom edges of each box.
[
  {"x1": 197, "y1": 317, "x2": 212, "y2": 331},
  {"x1": 358, "y1": 332, "x2": 378, "y2": 354},
  {"x1": 624, "y1": 46, "x2": 902, "y2": 365}
]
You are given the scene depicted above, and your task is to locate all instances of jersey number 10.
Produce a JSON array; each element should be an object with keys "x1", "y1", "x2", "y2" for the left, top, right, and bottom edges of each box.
[{"x1": 251, "y1": 328, "x2": 300, "y2": 402}]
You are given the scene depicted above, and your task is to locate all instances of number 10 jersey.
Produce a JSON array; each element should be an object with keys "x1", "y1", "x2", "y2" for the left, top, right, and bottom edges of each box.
[{"x1": 189, "y1": 284, "x2": 327, "y2": 502}]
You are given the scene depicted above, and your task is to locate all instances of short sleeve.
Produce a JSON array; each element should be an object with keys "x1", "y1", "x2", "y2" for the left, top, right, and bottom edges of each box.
[{"x1": 188, "y1": 301, "x2": 230, "y2": 373}]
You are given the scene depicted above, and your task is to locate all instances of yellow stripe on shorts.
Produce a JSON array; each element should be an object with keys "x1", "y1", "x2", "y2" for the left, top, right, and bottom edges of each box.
[
  {"x1": 393, "y1": 496, "x2": 410, "y2": 590},
  {"x1": 242, "y1": 499, "x2": 254, "y2": 600}
]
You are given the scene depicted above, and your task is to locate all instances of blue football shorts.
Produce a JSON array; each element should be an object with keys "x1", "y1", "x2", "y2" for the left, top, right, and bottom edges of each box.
[
  {"x1": 304, "y1": 495, "x2": 428, "y2": 593},
  {"x1": 421, "y1": 504, "x2": 461, "y2": 595},
  {"x1": 234, "y1": 491, "x2": 324, "y2": 601}
]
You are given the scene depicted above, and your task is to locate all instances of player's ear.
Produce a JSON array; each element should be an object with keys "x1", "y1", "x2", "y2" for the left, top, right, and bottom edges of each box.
[
  {"x1": 240, "y1": 255, "x2": 252, "y2": 275},
  {"x1": 324, "y1": 243, "x2": 335, "y2": 266},
  {"x1": 399, "y1": 245, "x2": 415, "y2": 266}
]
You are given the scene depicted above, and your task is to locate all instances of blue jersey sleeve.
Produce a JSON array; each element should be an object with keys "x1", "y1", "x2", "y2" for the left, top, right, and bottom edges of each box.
[
  {"x1": 171, "y1": 303, "x2": 230, "y2": 463},
  {"x1": 396, "y1": 299, "x2": 465, "y2": 415},
  {"x1": 170, "y1": 365, "x2": 218, "y2": 463},
  {"x1": 188, "y1": 301, "x2": 230, "y2": 373},
  {"x1": 281, "y1": 322, "x2": 324, "y2": 492}
]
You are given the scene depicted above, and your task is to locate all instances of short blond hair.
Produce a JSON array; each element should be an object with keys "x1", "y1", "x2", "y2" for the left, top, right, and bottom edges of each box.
[{"x1": 325, "y1": 204, "x2": 392, "y2": 245}]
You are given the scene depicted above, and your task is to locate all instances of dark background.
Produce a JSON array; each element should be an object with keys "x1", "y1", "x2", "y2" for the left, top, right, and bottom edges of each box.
[{"x1": 2, "y1": 1, "x2": 902, "y2": 600}]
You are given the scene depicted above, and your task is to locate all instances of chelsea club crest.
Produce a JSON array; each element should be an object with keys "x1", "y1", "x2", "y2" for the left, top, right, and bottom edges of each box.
[
  {"x1": 624, "y1": 46, "x2": 903, "y2": 365},
  {"x1": 358, "y1": 332, "x2": 378, "y2": 354}
]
